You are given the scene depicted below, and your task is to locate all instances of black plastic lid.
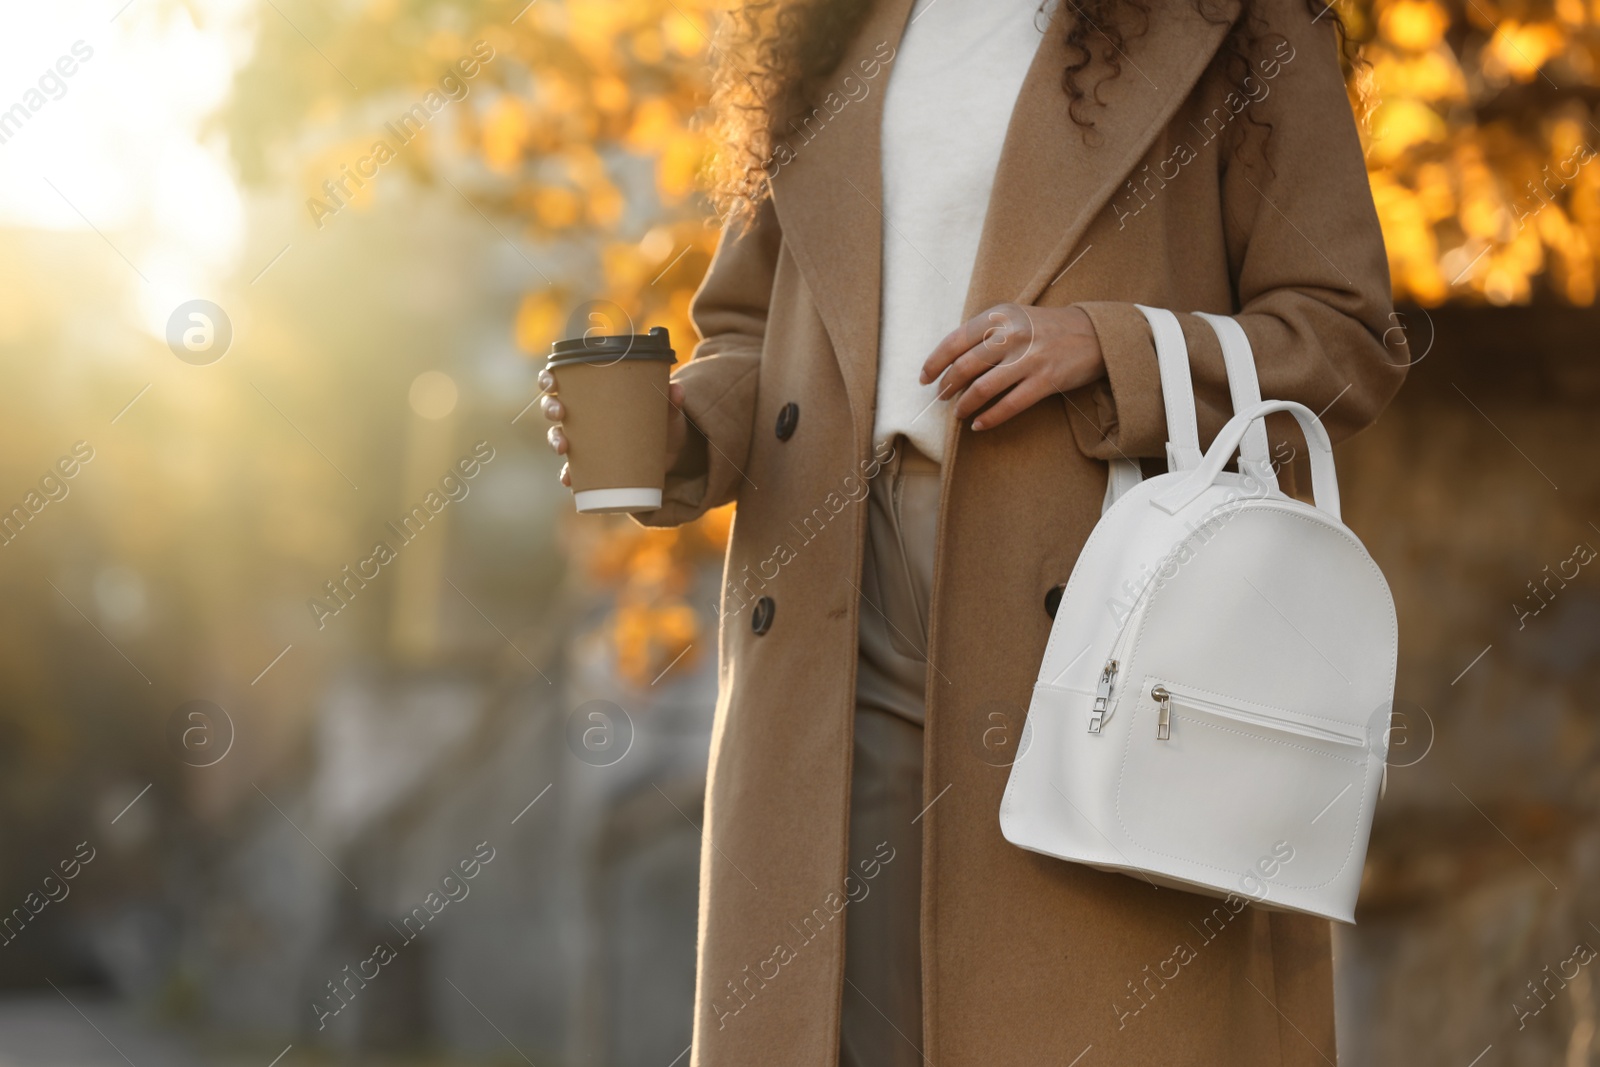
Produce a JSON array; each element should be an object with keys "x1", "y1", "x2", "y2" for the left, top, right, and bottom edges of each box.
[{"x1": 547, "y1": 325, "x2": 676, "y2": 368}]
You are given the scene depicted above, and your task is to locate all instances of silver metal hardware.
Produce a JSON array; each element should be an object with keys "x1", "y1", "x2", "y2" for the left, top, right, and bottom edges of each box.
[
  {"x1": 1089, "y1": 660, "x2": 1118, "y2": 733},
  {"x1": 1152, "y1": 685, "x2": 1171, "y2": 740}
]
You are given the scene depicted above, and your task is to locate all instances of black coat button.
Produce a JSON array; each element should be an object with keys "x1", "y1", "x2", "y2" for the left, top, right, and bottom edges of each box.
[
  {"x1": 775, "y1": 402, "x2": 799, "y2": 441},
  {"x1": 1044, "y1": 583, "x2": 1066, "y2": 619},
  {"x1": 751, "y1": 596, "x2": 775, "y2": 635}
]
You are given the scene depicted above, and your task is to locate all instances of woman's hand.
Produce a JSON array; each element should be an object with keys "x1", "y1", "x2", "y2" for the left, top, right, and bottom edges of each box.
[
  {"x1": 920, "y1": 303, "x2": 1106, "y2": 431},
  {"x1": 539, "y1": 371, "x2": 690, "y2": 486}
]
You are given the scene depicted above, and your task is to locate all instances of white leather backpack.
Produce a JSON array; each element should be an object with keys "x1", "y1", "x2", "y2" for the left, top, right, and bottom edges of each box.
[{"x1": 999, "y1": 306, "x2": 1396, "y2": 922}]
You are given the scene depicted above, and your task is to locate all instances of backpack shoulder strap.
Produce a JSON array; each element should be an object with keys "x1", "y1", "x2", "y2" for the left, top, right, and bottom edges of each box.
[{"x1": 1102, "y1": 457, "x2": 1144, "y2": 514}]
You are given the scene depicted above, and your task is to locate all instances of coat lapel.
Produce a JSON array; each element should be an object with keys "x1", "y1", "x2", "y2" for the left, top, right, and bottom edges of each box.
[
  {"x1": 965, "y1": 0, "x2": 1243, "y2": 318},
  {"x1": 768, "y1": 0, "x2": 916, "y2": 449}
]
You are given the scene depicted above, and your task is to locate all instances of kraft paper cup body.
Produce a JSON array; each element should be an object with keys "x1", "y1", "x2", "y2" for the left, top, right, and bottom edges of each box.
[{"x1": 549, "y1": 354, "x2": 672, "y2": 514}]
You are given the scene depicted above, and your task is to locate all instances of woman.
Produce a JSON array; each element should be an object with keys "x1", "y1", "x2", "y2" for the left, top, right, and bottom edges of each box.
[{"x1": 544, "y1": 0, "x2": 1407, "y2": 1063}]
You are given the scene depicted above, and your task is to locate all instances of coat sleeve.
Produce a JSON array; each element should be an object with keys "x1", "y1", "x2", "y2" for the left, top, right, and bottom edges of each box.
[
  {"x1": 1065, "y1": 0, "x2": 1408, "y2": 469},
  {"x1": 633, "y1": 199, "x2": 780, "y2": 528}
]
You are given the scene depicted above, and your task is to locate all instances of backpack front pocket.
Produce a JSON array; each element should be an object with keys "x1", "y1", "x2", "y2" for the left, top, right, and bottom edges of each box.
[{"x1": 1114, "y1": 679, "x2": 1373, "y2": 897}]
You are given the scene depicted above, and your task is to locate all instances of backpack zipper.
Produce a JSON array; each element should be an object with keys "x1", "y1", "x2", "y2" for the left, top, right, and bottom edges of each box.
[
  {"x1": 1146, "y1": 683, "x2": 1366, "y2": 747},
  {"x1": 1088, "y1": 660, "x2": 1118, "y2": 733},
  {"x1": 1082, "y1": 499, "x2": 1254, "y2": 735},
  {"x1": 1087, "y1": 565, "x2": 1164, "y2": 733},
  {"x1": 1152, "y1": 685, "x2": 1172, "y2": 740}
]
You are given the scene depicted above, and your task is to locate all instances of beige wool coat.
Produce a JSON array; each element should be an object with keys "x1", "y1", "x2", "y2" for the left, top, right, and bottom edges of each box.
[{"x1": 638, "y1": 0, "x2": 1408, "y2": 1062}]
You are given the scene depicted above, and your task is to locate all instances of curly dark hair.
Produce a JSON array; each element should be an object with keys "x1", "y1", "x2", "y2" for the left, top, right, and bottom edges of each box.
[{"x1": 706, "y1": 0, "x2": 1354, "y2": 223}]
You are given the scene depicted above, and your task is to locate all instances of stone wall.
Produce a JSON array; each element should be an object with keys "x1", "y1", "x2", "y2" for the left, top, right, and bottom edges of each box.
[{"x1": 1335, "y1": 306, "x2": 1600, "y2": 1065}]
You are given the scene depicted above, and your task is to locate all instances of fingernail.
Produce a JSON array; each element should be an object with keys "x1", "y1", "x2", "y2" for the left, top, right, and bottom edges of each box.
[{"x1": 971, "y1": 419, "x2": 984, "y2": 431}]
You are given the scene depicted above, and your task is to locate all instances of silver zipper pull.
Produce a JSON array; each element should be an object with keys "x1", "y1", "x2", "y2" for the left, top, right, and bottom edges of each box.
[
  {"x1": 1152, "y1": 685, "x2": 1171, "y2": 741},
  {"x1": 1089, "y1": 660, "x2": 1117, "y2": 734}
]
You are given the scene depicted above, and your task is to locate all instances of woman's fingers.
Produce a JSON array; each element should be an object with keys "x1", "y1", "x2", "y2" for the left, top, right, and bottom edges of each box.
[
  {"x1": 941, "y1": 331, "x2": 1037, "y2": 400},
  {"x1": 925, "y1": 304, "x2": 1035, "y2": 390},
  {"x1": 540, "y1": 371, "x2": 570, "y2": 486},
  {"x1": 934, "y1": 342, "x2": 989, "y2": 398},
  {"x1": 541, "y1": 400, "x2": 565, "y2": 463},
  {"x1": 922, "y1": 304, "x2": 1021, "y2": 384},
  {"x1": 970, "y1": 375, "x2": 1058, "y2": 431},
  {"x1": 539, "y1": 370, "x2": 568, "y2": 482},
  {"x1": 951, "y1": 354, "x2": 1029, "y2": 419},
  {"x1": 920, "y1": 317, "x2": 980, "y2": 385}
]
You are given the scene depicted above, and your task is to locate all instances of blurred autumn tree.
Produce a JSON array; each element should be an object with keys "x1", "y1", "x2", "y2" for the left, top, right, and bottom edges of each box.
[
  {"x1": 217, "y1": 0, "x2": 1600, "y2": 680},
  {"x1": 1354, "y1": 0, "x2": 1600, "y2": 304},
  {"x1": 223, "y1": 0, "x2": 732, "y2": 685}
]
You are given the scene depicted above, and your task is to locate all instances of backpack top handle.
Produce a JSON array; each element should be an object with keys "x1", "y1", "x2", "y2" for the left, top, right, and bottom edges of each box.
[{"x1": 1152, "y1": 399, "x2": 1342, "y2": 523}]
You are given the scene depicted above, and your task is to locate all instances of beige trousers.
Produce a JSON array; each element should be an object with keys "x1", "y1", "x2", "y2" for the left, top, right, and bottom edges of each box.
[{"x1": 839, "y1": 438, "x2": 938, "y2": 1067}]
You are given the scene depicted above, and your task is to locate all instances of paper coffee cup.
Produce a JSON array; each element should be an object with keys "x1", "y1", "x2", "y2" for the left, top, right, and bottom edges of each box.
[{"x1": 547, "y1": 326, "x2": 677, "y2": 514}]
